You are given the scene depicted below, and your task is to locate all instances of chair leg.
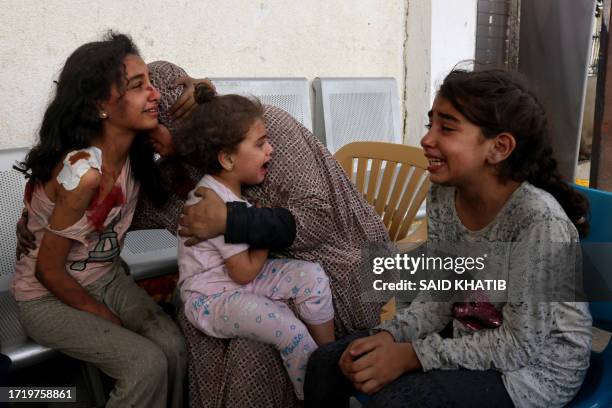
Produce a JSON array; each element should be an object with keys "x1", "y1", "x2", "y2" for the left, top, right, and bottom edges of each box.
[{"x1": 80, "y1": 361, "x2": 106, "y2": 408}]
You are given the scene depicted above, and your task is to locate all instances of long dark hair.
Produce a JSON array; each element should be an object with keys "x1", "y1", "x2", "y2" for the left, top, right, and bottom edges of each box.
[
  {"x1": 439, "y1": 69, "x2": 589, "y2": 237},
  {"x1": 16, "y1": 31, "x2": 167, "y2": 205}
]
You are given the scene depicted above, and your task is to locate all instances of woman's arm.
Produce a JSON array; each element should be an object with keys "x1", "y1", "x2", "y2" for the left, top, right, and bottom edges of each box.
[
  {"x1": 223, "y1": 248, "x2": 270, "y2": 285},
  {"x1": 179, "y1": 187, "x2": 296, "y2": 249},
  {"x1": 226, "y1": 203, "x2": 296, "y2": 249},
  {"x1": 36, "y1": 169, "x2": 121, "y2": 325}
]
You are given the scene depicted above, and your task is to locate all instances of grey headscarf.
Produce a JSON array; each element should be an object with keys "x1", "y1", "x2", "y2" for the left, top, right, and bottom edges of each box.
[{"x1": 148, "y1": 60, "x2": 188, "y2": 132}]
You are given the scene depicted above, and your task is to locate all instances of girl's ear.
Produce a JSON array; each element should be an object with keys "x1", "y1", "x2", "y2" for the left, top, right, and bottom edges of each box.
[
  {"x1": 218, "y1": 150, "x2": 234, "y2": 171},
  {"x1": 487, "y1": 132, "x2": 516, "y2": 164}
]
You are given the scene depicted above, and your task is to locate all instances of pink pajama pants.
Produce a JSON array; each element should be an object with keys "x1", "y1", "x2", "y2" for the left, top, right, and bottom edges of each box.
[{"x1": 185, "y1": 258, "x2": 334, "y2": 399}]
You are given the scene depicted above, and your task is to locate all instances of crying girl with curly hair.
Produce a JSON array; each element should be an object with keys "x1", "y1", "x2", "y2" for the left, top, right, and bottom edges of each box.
[{"x1": 174, "y1": 86, "x2": 335, "y2": 400}]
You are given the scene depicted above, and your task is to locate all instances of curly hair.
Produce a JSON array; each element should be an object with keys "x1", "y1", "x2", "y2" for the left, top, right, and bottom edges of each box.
[
  {"x1": 15, "y1": 31, "x2": 167, "y2": 205},
  {"x1": 438, "y1": 69, "x2": 589, "y2": 237},
  {"x1": 174, "y1": 85, "x2": 264, "y2": 174}
]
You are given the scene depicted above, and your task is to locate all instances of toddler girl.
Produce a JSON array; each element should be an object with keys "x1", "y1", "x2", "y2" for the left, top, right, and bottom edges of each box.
[{"x1": 175, "y1": 86, "x2": 335, "y2": 400}]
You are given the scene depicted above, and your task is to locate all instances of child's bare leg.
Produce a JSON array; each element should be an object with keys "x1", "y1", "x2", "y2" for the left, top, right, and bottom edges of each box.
[{"x1": 307, "y1": 319, "x2": 335, "y2": 345}]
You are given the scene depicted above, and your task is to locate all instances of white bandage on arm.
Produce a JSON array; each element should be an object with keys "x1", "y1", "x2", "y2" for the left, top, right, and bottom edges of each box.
[{"x1": 56, "y1": 147, "x2": 102, "y2": 191}]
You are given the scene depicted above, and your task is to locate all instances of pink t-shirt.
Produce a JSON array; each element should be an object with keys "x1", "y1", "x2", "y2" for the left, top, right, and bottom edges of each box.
[
  {"x1": 177, "y1": 175, "x2": 250, "y2": 300},
  {"x1": 12, "y1": 148, "x2": 139, "y2": 301}
]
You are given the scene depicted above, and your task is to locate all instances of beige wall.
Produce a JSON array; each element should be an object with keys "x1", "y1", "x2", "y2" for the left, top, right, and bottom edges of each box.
[
  {"x1": 403, "y1": 0, "x2": 432, "y2": 147},
  {"x1": 0, "y1": 0, "x2": 406, "y2": 148},
  {"x1": 0, "y1": 0, "x2": 476, "y2": 149},
  {"x1": 403, "y1": 0, "x2": 477, "y2": 146}
]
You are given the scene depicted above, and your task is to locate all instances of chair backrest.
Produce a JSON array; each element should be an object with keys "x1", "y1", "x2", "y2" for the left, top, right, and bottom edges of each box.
[
  {"x1": 334, "y1": 141, "x2": 430, "y2": 242},
  {"x1": 574, "y1": 184, "x2": 612, "y2": 329},
  {"x1": 210, "y1": 78, "x2": 313, "y2": 131},
  {"x1": 313, "y1": 77, "x2": 402, "y2": 153},
  {"x1": 0, "y1": 148, "x2": 28, "y2": 292}
]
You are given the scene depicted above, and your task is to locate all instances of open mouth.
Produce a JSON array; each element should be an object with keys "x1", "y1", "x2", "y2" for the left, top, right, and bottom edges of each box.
[
  {"x1": 259, "y1": 161, "x2": 270, "y2": 176},
  {"x1": 427, "y1": 156, "x2": 446, "y2": 171}
]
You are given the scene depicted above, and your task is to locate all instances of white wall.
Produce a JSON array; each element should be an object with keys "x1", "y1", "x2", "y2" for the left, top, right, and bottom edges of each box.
[
  {"x1": 403, "y1": 0, "x2": 432, "y2": 147},
  {"x1": 0, "y1": 0, "x2": 406, "y2": 149},
  {"x1": 430, "y1": 0, "x2": 477, "y2": 99},
  {"x1": 402, "y1": 0, "x2": 477, "y2": 146}
]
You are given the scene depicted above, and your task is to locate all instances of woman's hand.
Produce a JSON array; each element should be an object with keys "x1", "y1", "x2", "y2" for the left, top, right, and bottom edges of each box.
[
  {"x1": 340, "y1": 331, "x2": 422, "y2": 395},
  {"x1": 16, "y1": 209, "x2": 36, "y2": 259},
  {"x1": 179, "y1": 187, "x2": 227, "y2": 246},
  {"x1": 169, "y1": 76, "x2": 216, "y2": 121}
]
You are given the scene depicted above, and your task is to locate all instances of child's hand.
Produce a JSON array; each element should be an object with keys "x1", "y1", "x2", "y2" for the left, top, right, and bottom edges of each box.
[
  {"x1": 338, "y1": 331, "x2": 391, "y2": 380},
  {"x1": 338, "y1": 344, "x2": 357, "y2": 379},
  {"x1": 343, "y1": 331, "x2": 422, "y2": 395}
]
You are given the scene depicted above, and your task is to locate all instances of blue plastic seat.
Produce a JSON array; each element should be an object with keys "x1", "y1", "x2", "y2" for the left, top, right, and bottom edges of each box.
[{"x1": 568, "y1": 185, "x2": 612, "y2": 407}]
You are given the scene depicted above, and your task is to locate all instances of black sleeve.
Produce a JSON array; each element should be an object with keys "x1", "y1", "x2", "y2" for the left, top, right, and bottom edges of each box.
[{"x1": 225, "y1": 202, "x2": 296, "y2": 249}]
